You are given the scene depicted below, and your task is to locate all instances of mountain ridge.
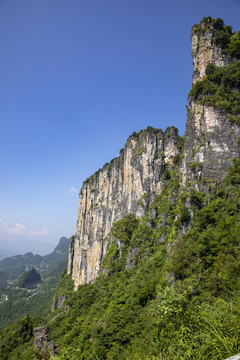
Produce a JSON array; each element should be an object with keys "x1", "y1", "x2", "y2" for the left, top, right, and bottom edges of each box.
[{"x1": 0, "y1": 236, "x2": 70, "y2": 287}]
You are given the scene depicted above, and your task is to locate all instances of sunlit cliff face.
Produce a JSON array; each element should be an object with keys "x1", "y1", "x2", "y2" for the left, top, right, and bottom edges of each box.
[
  {"x1": 68, "y1": 18, "x2": 240, "y2": 291},
  {"x1": 67, "y1": 127, "x2": 180, "y2": 290}
]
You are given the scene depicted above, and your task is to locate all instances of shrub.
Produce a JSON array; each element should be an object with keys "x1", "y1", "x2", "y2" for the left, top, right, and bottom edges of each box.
[
  {"x1": 180, "y1": 206, "x2": 191, "y2": 223},
  {"x1": 189, "y1": 61, "x2": 240, "y2": 123},
  {"x1": 163, "y1": 168, "x2": 171, "y2": 180},
  {"x1": 205, "y1": 63, "x2": 216, "y2": 75},
  {"x1": 190, "y1": 189, "x2": 204, "y2": 208}
]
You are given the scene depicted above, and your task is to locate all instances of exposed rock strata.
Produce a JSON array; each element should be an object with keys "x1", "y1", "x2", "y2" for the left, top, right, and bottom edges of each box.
[
  {"x1": 33, "y1": 326, "x2": 58, "y2": 358},
  {"x1": 52, "y1": 295, "x2": 66, "y2": 311},
  {"x1": 183, "y1": 102, "x2": 240, "y2": 186},
  {"x1": 191, "y1": 17, "x2": 234, "y2": 83},
  {"x1": 68, "y1": 18, "x2": 240, "y2": 290},
  {"x1": 67, "y1": 128, "x2": 180, "y2": 289},
  {"x1": 183, "y1": 18, "x2": 240, "y2": 185}
]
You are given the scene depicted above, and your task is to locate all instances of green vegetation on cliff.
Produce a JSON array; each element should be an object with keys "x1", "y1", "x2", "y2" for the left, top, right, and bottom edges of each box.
[
  {"x1": 1, "y1": 142, "x2": 240, "y2": 360},
  {"x1": 24, "y1": 158, "x2": 237, "y2": 360},
  {"x1": 44, "y1": 159, "x2": 240, "y2": 360},
  {"x1": 189, "y1": 60, "x2": 240, "y2": 123},
  {"x1": 192, "y1": 17, "x2": 240, "y2": 59},
  {"x1": 2, "y1": 156, "x2": 239, "y2": 360}
]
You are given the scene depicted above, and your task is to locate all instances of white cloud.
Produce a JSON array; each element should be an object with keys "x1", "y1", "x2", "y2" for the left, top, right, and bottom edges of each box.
[
  {"x1": 28, "y1": 228, "x2": 48, "y2": 236},
  {"x1": 0, "y1": 219, "x2": 48, "y2": 236},
  {"x1": 69, "y1": 187, "x2": 78, "y2": 195},
  {"x1": 8, "y1": 222, "x2": 26, "y2": 235}
]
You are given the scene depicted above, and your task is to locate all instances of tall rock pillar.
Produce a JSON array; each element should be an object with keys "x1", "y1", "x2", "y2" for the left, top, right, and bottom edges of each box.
[{"x1": 183, "y1": 17, "x2": 240, "y2": 186}]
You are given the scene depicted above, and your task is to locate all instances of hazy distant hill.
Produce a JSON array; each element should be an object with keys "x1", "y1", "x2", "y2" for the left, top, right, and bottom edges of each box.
[
  {"x1": 0, "y1": 237, "x2": 70, "y2": 289},
  {"x1": 41, "y1": 237, "x2": 71, "y2": 270},
  {"x1": 0, "y1": 253, "x2": 42, "y2": 286},
  {"x1": 0, "y1": 237, "x2": 71, "y2": 329},
  {"x1": 17, "y1": 268, "x2": 41, "y2": 288}
]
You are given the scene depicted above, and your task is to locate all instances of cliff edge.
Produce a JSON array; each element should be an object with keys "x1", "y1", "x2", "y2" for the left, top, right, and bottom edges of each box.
[{"x1": 68, "y1": 17, "x2": 240, "y2": 290}]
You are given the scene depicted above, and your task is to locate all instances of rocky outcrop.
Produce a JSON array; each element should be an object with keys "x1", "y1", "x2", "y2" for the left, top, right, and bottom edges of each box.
[
  {"x1": 33, "y1": 326, "x2": 58, "y2": 358},
  {"x1": 183, "y1": 18, "x2": 240, "y2": 186},
  {"x1": 52, "y1": 295, "x2": 66, "y2": 311},
  {"x1": 182, "y1": 103, "x2": 240, "y2": 186},
  {"x1": 191, "y1": 17, "x2": 234, "y2": 83},
  {"x1": 68, "y1": 127, "x2": 180, "y2": 289},
  {"x1": 68, "y1": 18, "x2": 240, "y2": 290}
]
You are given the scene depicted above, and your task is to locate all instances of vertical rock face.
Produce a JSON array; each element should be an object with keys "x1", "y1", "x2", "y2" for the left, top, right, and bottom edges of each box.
[
  {"x1": 67, "y1": 128, "x2": 180, "y2": 289},
  {"x1": 183, "y1": 102, "x2": 240, "y2": 186},
  {"x1": 183, "y1": 18, "x2": 240, "y2": 185},
  {"x1": 68, "y1": 18, "x2": 240, "y2": 290},
  {"x1": 191, "y1": 17, "x2": 234, "y2": 83}
]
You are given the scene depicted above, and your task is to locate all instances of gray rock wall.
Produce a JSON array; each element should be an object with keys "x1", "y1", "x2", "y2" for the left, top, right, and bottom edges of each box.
[
  {"x1": 182, "y1": 101, "x2": 240, "y2": 186},
  {"x1": 68, "y1": 18, "x2": 240, "y2": 290},
  {"x1": 67, "y1": 128, "x2": 180, "y2": 289},
  {"x1": 191, "y1": 17, "x2": 234, "y2": 83},
  {"x1": 183, "y1": 18, "x2": 240, "y2": 186}
]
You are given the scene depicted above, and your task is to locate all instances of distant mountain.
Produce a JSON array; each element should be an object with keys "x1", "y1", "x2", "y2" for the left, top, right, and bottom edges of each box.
[
  {"x1": 0, "y1": 237, "x2": 70, "y2": 288},
  {"x1": 0, "y1": 253, "x2": 42, "y2": 291},
  {"x1": 0, "y1": 236, "x2": 71, "y2": 329},
  {"x1": 17, "y1": 268, "x2": 41, "y2": 288},
  {"x1": 41, "y1": 237, "x2": 71, "y2": 271}
]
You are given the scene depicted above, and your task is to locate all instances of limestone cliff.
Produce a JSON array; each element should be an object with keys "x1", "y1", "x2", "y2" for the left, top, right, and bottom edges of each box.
[
  {"x1": 68, "y1": 17, "x2": 240, "y2": 290},
  {"x1": 183, "y1": 102, "x2": 240, "y2": 186},
  {"x1": 191, "y1": 17, "x2": 235, "y2": 83},
  {"x1": 183, "y1": 17, "x2": 240, "y2": 186},
  {"x1": 68, "y1": 127, "x2": 180, "y2": 289}
]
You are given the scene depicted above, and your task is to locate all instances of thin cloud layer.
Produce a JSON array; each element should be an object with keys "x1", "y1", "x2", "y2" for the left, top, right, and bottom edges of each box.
[
  {"x1": 0, "y1": 219, "x2": 48, "y2": 236},
  {"x1": 69, "y1": 187, "x2": 78, "y2": 195}
]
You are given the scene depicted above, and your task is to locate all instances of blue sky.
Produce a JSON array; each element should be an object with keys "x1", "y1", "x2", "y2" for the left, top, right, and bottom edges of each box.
[{"x1": 0, "y1": 0, "x2": 239, "y2": 255}]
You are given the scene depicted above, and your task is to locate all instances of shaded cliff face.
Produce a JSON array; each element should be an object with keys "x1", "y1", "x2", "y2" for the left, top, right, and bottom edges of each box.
[
  {"x1": 67, "y1": 127, "x2": 180, "y2": 289},
  {"x1": 68, "y1": 18, "x2": 240, "y2": 290}
]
